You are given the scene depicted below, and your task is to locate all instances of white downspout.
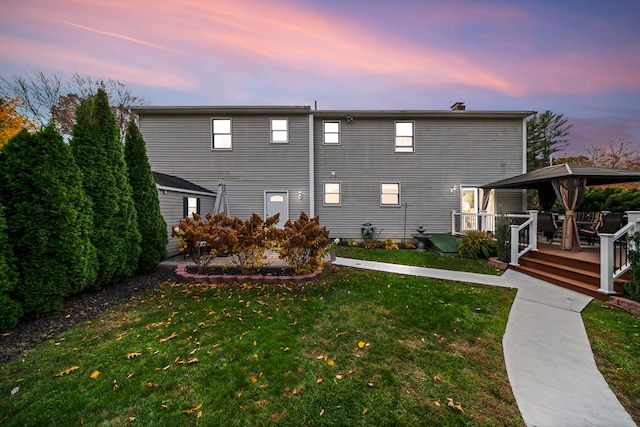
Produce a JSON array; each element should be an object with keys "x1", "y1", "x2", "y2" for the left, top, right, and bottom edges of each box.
[{"x1": 308, "y1": 113, "x2": 315, "y2": 216}]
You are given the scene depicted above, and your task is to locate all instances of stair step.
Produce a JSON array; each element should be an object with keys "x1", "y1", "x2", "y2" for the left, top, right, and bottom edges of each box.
[
  {"x1": 517, "y1": 257, "x2": 599, "y2": 287},
  {"x1": 510, "y1": 265, "x2": 610, "y2": 300},
  {"x1": 512, "y1": 246, "x2": 627, "y2": 299}
]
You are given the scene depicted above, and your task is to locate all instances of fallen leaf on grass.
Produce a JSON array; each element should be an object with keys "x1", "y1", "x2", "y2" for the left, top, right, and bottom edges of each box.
[
  {"x1": 433, "y1": 375, "x2": 442, "y2": 382},
  {"x1": 159, "y1": 332, "x2": 178, "y2": 343},
  {"x1": 126, "y1": 352, "x2": 141, "y2": 359},
  {"x1": 54, "y1": 366, "x2": 80, "y2": 377},
  {"x1": 316, "y1": 377, "x2": 323, "y2": 384},
  {"x1": 11, "y1": 386, "x2": 19, "y2": 395},
  {"x1": 447, "y1": 397, "x2": 464, "y2": 412},
  {"x1": 363, "y1": 408, "x2": 370, "y2": 415},
  {"x1": 183, "y1": 402, "x2": 202, "y2": 414},
  {"x1": 357, "y1": 341, "x2": 366, "y2": 349},
  {"x1": 89, "y1": 370, "x2": 100, "y2": 379}
]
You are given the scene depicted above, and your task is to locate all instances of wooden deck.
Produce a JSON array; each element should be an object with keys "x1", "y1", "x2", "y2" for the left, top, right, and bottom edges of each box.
[{"x1": 510, "y1": 237, "x2": 627, "y2": 300}]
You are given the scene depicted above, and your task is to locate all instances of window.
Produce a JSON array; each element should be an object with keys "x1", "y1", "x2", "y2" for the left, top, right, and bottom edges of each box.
[
  {"x1": 323, "y1": 182, "x2": 341, "y2": 206},
  {"x1": 212, "y1": 118, "x2": 232, "y2": 149},
  {"x1": 271, "y1": 118, "x2": 288, "y2": 143},
  {"x1": 395, "y1": 121, "x2": 414, "y2": 152},
  {"x1": 183, "y1": 197, "x2": 200, "y2": 217},
  {"x1": 323, "y1": 121, "x2": 340, "y2": 144},
  {"x1": 380, "y1": 183, "x2": 400, "y2": 206}
]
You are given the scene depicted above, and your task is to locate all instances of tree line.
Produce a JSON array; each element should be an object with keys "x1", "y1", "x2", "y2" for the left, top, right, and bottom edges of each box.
[{"x1": 0, "y1": 88, "x2": 167, "y2": 331}]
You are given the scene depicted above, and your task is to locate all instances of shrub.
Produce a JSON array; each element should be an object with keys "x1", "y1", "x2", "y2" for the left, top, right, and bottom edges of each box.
[
  {"x1": 124, "y1": 119, "x2": 167, "y2": 274},
  {"x1": 1, "y1": 126, "x2": 97, "y2": 317},
  {"x1": 580, "y1": 187, "x2": 640, "y2": 212},
  {"x1": 0, "y1": 203, "x2": 22, "y2": 331},
  {"x1": 70, "y1": 89, "x2": 141, "y2": 288},
  {"x1": 172, "y1": 212, "x2": 233, "y2": 273},
  {"x1": 458, "y1": 230, "x2": 496, "y2": 259},
  {"x1": 495, "y1": 211, "x2": 511, "y2": 263},
  {"x1": 279, "y1": 212, "x2": 330, "y2": 274},
  {"x1": 225, "y1": 213, "x2": 281, "y2": 274},
  {"x1": 626, "y1": 232, "x2": 640, "y2": 301},
  {"x1": 381, "y1": 239, "x2": 399, "y2": 250}
]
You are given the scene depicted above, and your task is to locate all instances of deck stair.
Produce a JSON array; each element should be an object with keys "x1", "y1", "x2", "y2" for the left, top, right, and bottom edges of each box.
[{"x1": 510, "y1": 248, "x2": 627, "y2": 300}]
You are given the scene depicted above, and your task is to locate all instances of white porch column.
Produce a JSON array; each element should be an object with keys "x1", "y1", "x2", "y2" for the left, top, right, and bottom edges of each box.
[
  {"x1": 510, "y1": 225, "x2": 520, "y2": 266},
  {"x1": 528, "y1": 210, "x2": 538, "y2": 252},
  {"x1": 599, "y1": 233, "x2": 616, "y2": 295},
  {"x1": 451, "y1": 210, "x2": 456, "y2": 235}
]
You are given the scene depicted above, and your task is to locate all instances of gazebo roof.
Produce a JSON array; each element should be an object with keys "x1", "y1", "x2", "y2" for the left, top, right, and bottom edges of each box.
[{"x1": 482, "y1": 164, "x2": 640, "y2": 190}]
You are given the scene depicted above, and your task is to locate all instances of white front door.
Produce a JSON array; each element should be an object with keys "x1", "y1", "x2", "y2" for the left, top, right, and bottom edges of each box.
[{"x1": 265, "y1": 191, "x2": 289, "y2": 226}]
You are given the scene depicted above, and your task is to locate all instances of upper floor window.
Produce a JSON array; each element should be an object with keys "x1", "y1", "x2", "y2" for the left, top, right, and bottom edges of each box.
[
  {"x1": 323, "y1": 182, "x2": 341, "y2": 206},
  {"x1": 212, "y1": 118, "x2": 232, "y2": 150},
  {"x1": 395, "y1": 121, "x2": 414, "y2": 152},
  {"x1": 323, "y1": 121, "x2": 340, "y2": 144},
  {"x1": 271, "y1": 118, "x2": 288, "y2": 143},
  {"x1": 380, "y1": 183, "x2": 400, "y2": 206}
]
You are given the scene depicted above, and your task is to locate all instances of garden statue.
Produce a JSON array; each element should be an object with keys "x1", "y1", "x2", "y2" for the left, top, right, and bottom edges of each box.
[{"x1": 361, "y1": 222, "x2": 375, "y2": 240}]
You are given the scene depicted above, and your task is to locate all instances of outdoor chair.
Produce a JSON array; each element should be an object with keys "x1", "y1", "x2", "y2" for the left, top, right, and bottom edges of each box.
[
  {"x1": 537, "y1": 212, "x2": 558, "y2": 243},
  {"x1": 579, "y1": 212, "x2": 623, "y2": 245}
]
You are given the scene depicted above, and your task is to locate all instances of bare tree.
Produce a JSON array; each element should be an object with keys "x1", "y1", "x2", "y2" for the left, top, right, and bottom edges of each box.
[
  {"x1": 0, "y1": 71, "x2": 147, "y2": 140},
  {"x1": 586, "y1": 139, "x2": 640, "y2": 170},
  {"x1": 0, "y1": 71, "x2": 66, "y2": 130}
]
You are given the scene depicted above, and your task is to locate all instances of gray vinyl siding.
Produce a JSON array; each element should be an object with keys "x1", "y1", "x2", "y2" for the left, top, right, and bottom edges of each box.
[
  {"x1": 139, "y1": 113, "x2": 311, "y2": 224},
  {"x1": 158, "y1": 189, "x2": 215, "y2": 257},
  {"x1": 314, "y1": 116, "x2": 525, "y2": 241}
]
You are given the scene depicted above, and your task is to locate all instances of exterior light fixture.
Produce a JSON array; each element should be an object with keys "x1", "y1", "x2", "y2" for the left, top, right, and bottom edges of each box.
[
  {"x1": 297, "y1": 191, "x2": 303, "y2": 200},
  {"x1": 450, "y1": 185, "x2": 458, "y2": 194}
]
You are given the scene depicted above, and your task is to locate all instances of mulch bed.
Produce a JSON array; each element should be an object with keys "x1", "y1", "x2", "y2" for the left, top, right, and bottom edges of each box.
[
  {"x1": 185, "y1": 266, "x2": 297, "y2": 276},
  {"x1": 0, "y1": 267, "x2": 175, "y2": 364}
]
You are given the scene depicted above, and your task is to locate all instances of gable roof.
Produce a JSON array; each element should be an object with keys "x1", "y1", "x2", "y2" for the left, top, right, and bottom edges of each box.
[
  {"x1": 153, "y1": 171, "x2": 215, "y2": 196},
  {"x1": 482, "y1": 164, "x2": 640, "y2": 190}
]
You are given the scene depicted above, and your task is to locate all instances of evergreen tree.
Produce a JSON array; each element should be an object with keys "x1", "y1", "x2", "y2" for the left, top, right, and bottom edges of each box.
[
  {"x1": 70, "y1": 89, "x2": 141, "y2": 288},
  {"x1": 124, "y1": 119, "x2": 167, "y2": 273},
  {"x1": 0, "y1": 203, "x2": 22, "y2": 331},
  {"x1": 1, "y1": 126, "x2": 97, "y2": 317},
  {"x1": 527, "y1": 110, "x2": 572, "y2": 171}
]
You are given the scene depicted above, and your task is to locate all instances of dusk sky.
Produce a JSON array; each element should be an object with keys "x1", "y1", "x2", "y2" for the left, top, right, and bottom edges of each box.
[{"x1": 1, "y1": 0, "x2": 639, "y2": 156}]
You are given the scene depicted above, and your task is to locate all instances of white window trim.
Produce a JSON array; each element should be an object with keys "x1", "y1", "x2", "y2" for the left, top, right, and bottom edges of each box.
[
  {"x1": 394, "y1": 121, "x2": 414, "y2": 153},
  {"x1": 271, "y1": 118, "x2": 289, "y2": 144},
  {"x1": 323, "y1": 120, "x2": 341, "y2": 145},
  {"x1": 380, "y1": 182, "x2": 401, "y2": 207},
  {"x1": 323, "y1": 181, "x2": 341, "y2": 206},
  {"x1": 211, "y1": 118, "x2": 232, "y2": 150}
]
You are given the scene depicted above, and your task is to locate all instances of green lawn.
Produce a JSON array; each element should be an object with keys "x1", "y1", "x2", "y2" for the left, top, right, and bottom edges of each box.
[{"x1": 0, "y1": 248, "x2": 636, "y2": 426}]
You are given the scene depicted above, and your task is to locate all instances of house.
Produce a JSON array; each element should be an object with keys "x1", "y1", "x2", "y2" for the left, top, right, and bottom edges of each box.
[
  {"x1": 133, "y1": 103, "x2": 534, "y2": 248},
  {"x1": 152, "y1": 171, "x2": 216, "y2": 256}
]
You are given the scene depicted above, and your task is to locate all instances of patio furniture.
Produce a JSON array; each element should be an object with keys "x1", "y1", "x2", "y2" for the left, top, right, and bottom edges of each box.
[
  {"x1": 579, "y1": 212, "x2": 623, "y2": 245},
  {"x1": 537, "y1": 212, "x2": 559, "y2": 243}
]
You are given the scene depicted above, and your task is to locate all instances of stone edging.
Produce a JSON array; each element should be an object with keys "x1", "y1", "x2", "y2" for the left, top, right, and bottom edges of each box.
[
  {"x1": 607, "y1": 296, "x2": 640, "y2": 317},
  {"x1": 175, "y1": 264, "x2": 324, "y2": 284}
]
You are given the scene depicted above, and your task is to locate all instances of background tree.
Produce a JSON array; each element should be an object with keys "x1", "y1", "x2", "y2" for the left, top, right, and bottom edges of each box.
[
  {"x1": 0, "y1": 96, "x2": 35, "y2": 148},
  {"x1": 527, "y1": 110, "x2": 572, "y2": 171},
  {"x1": 71, "y1": 89, "x2": 141, "y2": 288},
  {"x1": 1, "y1": 126, "x2": 97, "y2": 317},
  {"x1": 0, "y1": 71, "x2": 146, "y2": 139},
  {"x1": 124, "y1": 119, "x2": 167, "y2": 273},
  {"x1": 0, "y1": 203, "x2": 22, "y2": 331},
  {"x1": 585, "y1": 139, "x2": 640, "y2": 170}
]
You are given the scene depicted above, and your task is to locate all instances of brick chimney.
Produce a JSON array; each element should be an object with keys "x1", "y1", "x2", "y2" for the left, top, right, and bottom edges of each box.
[{"x1": 450, "y1": 102, "x2": 466, "y2": 111}]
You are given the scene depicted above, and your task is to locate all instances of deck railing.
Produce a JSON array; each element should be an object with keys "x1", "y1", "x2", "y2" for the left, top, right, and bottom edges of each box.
[
  {"x1": 451, "y1": 210, "x2": 538, "y2": 265},
  {"x1": 599, "y1": 211, "x2": 639, "y2": 295}
]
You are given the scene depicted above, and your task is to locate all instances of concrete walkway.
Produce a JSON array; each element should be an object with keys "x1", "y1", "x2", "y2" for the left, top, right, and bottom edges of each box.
[{"x1": 333, "y1": 257, "x2": 636, "y2": 427}]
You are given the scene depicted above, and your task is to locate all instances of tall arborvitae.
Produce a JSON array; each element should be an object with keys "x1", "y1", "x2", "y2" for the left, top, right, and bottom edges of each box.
[
  {"x1": 124, "y1": 119, "x2": 167, "y2": 273},
  {"x1": 1, "y1": 126, "x2": 97, "y2": 317},
  {"x1": 70, "y1": 89, "x2": 141, "y2": 288},
  {"x1": 0, "y1": 202, "x2": 22, "y2": 331}
]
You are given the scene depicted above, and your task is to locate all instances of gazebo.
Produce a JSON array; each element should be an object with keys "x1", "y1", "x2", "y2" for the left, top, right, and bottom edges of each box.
[{"x1": 481, "y1": 164, "x2": 640, "y2": 250}]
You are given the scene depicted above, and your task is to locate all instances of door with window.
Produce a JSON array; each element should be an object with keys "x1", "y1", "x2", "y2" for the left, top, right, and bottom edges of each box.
[
  {"x1": 265, "y1": 192, "x2": 289, "y2": 226},
  {"x1": 460, "y1": 186, "x2": 494, "y2": 233}
]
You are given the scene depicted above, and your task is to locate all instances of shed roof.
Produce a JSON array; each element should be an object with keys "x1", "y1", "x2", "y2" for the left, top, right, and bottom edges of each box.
[{"x1": 153, "y1": 171, "x2": 215, "y2": 196}]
